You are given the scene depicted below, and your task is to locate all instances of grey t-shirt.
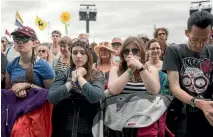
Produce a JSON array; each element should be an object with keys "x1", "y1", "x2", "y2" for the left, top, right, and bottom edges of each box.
[{"x1": 163, "y1": 43, "x2": 213, "y2": 99}]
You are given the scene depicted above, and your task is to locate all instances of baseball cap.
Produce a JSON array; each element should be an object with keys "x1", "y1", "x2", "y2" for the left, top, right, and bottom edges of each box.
[{"x1": 11, "y1": 26, "x2": 37, "y2": 40}]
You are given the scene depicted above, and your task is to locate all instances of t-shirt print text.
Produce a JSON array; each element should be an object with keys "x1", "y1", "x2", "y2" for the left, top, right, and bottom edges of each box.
[{"x1": 180, "y1": 57, "x2": 213, "y2": 94}]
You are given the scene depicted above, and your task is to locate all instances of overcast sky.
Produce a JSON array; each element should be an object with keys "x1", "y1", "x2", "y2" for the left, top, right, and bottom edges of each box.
[{"x1": 1, "y1": 0, "x2": 213, "y2": 43}]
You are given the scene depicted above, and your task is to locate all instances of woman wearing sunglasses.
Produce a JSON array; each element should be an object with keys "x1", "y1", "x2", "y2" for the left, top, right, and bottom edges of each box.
[
  {"x1": 38, "y1": 45, "x2": 54, "y2": 66},
  {"x1": 106, "y1": 36, "x2": 161, "y2": 136},
  {"x1": 53, "y1": 36, "x2": 72, "y2": 76},
  {"x1": 48, "y1": 38, "x2": 104, "y2": 137},
  {"x1": 5, "y1": 26, "x2": 55, "y2": 95},
  {"x1": 94, "y1": 41, "x2": 117, "y2": 89}
]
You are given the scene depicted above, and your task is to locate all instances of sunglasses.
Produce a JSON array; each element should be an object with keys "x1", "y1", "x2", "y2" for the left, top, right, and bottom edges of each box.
[
  {"x1": 112, "y1": 43, "x2": 121, "y2": 48},
  {"x1": 123, "y1": 48, "x2": 140, "y2": 56},
  {"x1": 1, "y1": 40, "x2": 5, "y2": 43},
  {"x1": 13, "y1": 36, "x2": 31, "y2": 43},
  {"x1": 39, "y1": 50, "x2": 46, "y2": 53},
  {"x1": 158, "y1": 33, "x2": 166, "y2": 36}
]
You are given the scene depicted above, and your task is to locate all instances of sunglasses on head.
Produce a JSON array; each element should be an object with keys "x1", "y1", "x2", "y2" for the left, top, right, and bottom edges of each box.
[
  {"x1": 72, "y1": 38, "x2": 89, "y2": 47},
  {"x1": 39, "y1": 50, "x2": 46, "y2": 53},
  {"x1": 123, "y1": 48, "x2": 140, "y2": 56},
  {"x1": 13, "y1": 36, "x2": 31, "y2": 43}
]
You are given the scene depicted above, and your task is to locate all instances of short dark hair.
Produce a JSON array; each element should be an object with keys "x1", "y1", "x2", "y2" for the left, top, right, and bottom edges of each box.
[
  {"x1": 187, "y1": 11, "x2": 213, "y2": 31},
  {"x1": 51, "y1": 30, "x2": 62, "y2": 37}
]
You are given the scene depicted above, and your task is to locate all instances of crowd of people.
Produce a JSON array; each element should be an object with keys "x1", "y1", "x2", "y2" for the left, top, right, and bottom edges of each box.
[{"x1": 1, "y1": 10, "x2": 213, "y2": 137}]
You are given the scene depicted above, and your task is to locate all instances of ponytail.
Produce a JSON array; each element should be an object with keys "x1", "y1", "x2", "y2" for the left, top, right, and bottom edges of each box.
[{"x1": 26, "y1": 48, "x2": 35, "y2": 83}]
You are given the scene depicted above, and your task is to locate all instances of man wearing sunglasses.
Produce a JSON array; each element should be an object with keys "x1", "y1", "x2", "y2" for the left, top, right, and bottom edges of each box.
[
  {"x1": 51, "y1": 30, "x2": 62, "y2": 59},
  {"x1": 111, "y1": 37, "x2": 123, "y2": 63}
]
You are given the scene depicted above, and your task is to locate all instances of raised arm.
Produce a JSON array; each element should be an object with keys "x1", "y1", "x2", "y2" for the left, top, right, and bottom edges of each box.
[{"x1": 108, "y1": 66, "x2": 132, "y2": 95}]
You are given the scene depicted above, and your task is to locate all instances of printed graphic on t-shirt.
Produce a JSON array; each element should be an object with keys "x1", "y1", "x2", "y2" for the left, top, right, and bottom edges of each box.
[{"x1": 180, "y1": 57, "x2": 213, "y2": 95}]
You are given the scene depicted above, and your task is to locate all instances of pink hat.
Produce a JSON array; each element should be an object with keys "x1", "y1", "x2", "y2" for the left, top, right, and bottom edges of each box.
[{"x1": 111, "y1": 38, "x2": 123, "y2": 45}]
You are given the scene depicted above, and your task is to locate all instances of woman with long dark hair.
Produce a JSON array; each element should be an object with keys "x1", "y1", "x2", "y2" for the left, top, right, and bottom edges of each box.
[{"x1": 48, "y1": 38, "x2": 104, "y2": 137}]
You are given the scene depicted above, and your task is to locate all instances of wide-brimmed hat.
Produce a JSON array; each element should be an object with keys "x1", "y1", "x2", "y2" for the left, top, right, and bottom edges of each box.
[
  {"x1": 111, "y1": 38, "x2": 123, "y2": 45},
  {"x1": 11, "y1": 26, "x2": 37, "y2": 40},
  {"x1": 94, "y1": 41, "x2": 116, "y2": 55}
]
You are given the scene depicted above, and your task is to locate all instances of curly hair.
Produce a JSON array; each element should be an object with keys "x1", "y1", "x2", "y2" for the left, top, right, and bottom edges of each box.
[{"x1": 153, "y1": 27, "x2": 169, "y2": 39}]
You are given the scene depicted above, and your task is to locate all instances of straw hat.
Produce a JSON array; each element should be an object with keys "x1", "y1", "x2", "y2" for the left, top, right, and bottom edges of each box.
[{"x1": 94, "y1": 41, "x2": 116, "y2": 55}]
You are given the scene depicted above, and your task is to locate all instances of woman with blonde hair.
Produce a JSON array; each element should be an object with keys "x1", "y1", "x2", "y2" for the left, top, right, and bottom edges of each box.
[
  {"x1": 94, "y1": 41, "x2": 117, "y2": 89},
  {"x1": 38, "y1": 45, "x2": 53, "y2": 66}
]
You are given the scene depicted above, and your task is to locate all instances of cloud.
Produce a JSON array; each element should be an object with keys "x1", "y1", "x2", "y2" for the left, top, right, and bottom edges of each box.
[{"x1": 1, "y1": 0, "x2": 202, "y2": 43}]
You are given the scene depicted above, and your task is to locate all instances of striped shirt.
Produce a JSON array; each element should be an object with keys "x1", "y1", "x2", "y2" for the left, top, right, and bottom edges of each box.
[
  {"x1": 54, "y1": 58, "x2": 70, "y2": 75},
  {"x1": 123, "y1": 81, "x2": 147, "y2": 93}
]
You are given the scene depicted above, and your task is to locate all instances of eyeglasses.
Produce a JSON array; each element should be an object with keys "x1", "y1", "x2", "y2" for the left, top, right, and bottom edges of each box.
[
  {"x1": 149, "y1": 47, "x2": 161, "y2": 51},
  {"x1": 1, "y1": 40, "x2": 5, "y2": 43},
  {"x1": 123, "y1": 48, "x2": 140, "y2": 56},
  {"x1": 158, "y1": 33, "x2": 166, "y2": 36},
  {"x1": 38, "y1": 50, "x2": 46, "y2": 53},
  {"x1": 13, "y1": 36, "x2": 31, "y2": 43},
  {"x1": 112, "y1": 43, "x2": 121, "y2": 48},
  {"x1": 189, "y1": 38, "x2": 209, "y2": 45}
]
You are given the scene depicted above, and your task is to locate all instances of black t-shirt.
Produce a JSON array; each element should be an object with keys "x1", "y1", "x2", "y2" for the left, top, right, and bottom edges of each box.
[{"x1": 163, "y1": 44, "x2": 213, "y2": 99}]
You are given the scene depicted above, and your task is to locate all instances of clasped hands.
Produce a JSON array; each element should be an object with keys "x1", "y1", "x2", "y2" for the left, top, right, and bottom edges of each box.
[{"x1": 71, "y1": 67, "x2": 87, "y2": 82}]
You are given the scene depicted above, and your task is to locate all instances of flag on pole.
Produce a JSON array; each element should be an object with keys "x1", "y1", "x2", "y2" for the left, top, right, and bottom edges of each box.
[
  {"x1": 35, "y1": 16, "x2": 47, "y2": 31},
  {"x1": 5, "y1": 29, "x2": 11, "y2": 37},
  {"x1": 16, "y1": 11, "x2": 24, "y2": 24},
  {"x1": 15, "y1": 18, "x2": 23, "y2": 27}
]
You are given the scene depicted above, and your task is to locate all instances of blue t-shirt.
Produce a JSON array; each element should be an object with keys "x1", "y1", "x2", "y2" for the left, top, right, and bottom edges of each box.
[{"x1": 6, "y1": 57, "x2": 55, "y2": 88}]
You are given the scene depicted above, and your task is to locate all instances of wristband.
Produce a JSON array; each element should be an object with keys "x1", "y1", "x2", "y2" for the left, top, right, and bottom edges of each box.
[
  {"x1": 127, "y1": 68, "x2": 133, "y2": 76},
  {"x1": 138, "y1": 65, "x2": 145, "y2": 72}
]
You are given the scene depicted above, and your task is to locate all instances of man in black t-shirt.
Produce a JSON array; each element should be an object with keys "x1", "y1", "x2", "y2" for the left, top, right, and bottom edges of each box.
[{"x1": 163, "y1": 11, "x2": 213, "y2": 137}]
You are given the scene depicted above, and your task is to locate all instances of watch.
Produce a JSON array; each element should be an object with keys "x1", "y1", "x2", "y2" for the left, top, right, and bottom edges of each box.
[
  {"x1": 190, "y1": 97, "x2": 196, "y2": 107},
  {"x1": 138, "y1": 65, "x2": 145, "y2": 72}
]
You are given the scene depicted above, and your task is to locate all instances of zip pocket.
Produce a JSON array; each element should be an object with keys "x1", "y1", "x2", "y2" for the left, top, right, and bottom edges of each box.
[{"x1": 6, "y1": 105, "x2": 9, "y2": 126}]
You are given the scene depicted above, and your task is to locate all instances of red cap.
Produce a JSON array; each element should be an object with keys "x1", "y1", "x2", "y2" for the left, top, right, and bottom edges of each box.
[{"x1": 11, "y1": 26, "x2": 37, "y2": 40}]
